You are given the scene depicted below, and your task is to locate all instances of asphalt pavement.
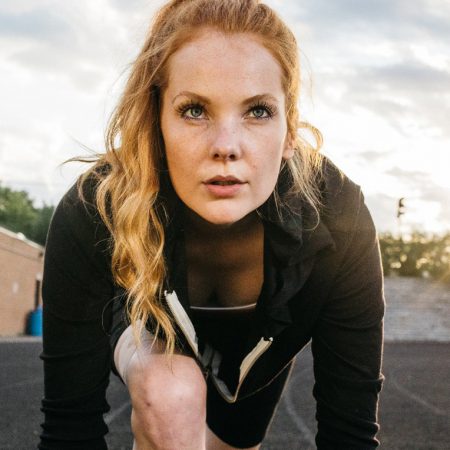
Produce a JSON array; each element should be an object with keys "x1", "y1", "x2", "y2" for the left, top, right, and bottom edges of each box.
[
  {"x1": 1, "y1": 340, "x2": 449, "y2": 450},
  {"x1": 1, "y1": 276, "x2": 449, "y2": 449}
]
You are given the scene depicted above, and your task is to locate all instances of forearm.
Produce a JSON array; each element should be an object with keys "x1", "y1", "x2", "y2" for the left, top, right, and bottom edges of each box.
[
  {"x1": 312, "y1": 322, "x2": 384, "y2": 449},
  {"x1": 39, "y1": 303, "x2": 112, "y2": 449},
  {"x1": 312, "y1": 193, "x2": 385, "y2": 448}
]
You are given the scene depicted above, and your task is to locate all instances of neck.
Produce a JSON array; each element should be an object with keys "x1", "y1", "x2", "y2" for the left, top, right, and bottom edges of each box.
[{"x1": 183, "y1": 208, "x2": 261, "y2": 240}]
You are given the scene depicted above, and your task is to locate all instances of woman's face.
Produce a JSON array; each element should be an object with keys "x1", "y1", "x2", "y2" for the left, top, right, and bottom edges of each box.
[{"x1": 160, "y1": 29, "x2": 293, "y2": 226}]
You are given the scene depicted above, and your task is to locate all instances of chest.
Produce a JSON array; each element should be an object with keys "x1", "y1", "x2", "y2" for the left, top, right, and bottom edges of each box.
[{"x1": 185, "y1": 225, "x2": 264, "y2": 308}]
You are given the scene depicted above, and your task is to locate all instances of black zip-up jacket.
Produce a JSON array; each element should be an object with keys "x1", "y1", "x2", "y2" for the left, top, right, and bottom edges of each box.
[{"x1": 39, "y1": 159, "x2": 385, "y2": 449}]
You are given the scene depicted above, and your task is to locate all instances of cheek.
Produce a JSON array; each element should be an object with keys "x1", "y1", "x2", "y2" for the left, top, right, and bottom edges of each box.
[
  {"x1": 253, "y1": 155, "x2": 281, "y2": 191},
  {"x1": 166, "y1": 152, "x2": 189, "y2": 185},
  {"x1": 254, "y1": 137, "x2": 286, "y2": 170},
  {"x1": 162, "y1": 129, "x2": 188, "y2": 171}
]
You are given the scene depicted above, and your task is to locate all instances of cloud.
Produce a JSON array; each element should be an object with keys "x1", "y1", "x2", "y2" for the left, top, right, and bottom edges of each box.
[
  {"x1": 353, "y1": 150, "x2": 390, "y2": 163},
  {"x1": 9, "y1": 45, "x2": 107, "y2": 91},
  {"x1": 0, "y1": 2, "x2": 140, "y2": 92},
  {"x1": 368, "y1": 61, "x2": 450, "y2": 93},
  {"x1": 0, "y1": 9, "x2": 74, "y2": 42},
  {"x1": 109, "y1": 0, "x2": 159, "y2": 12},
  {"x1": 338, "y1": 58, "x2": 450, "y2": 136},
  {"x1": 282, "y1": 0, "x2": 450, "y2": 42},
  {"x1": 0, "y1": 0, "x2": 448, "y2": 232},
  {"x1": 272, "y1": 0, "x2": 450, "y2": 138}
]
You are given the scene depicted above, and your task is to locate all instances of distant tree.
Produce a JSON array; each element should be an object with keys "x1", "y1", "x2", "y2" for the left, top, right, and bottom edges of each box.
[
  {"x1": 0, "y1": 184, "x2": 54, "y2": 246},
  {"x1": 379, "y1": 232, "x2": 450, "y2": 283},
  {"x1": 0, "y1": 185, "x2": 37, "y2": 238}
]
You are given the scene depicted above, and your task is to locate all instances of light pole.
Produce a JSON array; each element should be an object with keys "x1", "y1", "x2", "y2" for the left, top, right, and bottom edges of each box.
[{"x1": 397, "y1": 197, "x2": 405, "y2": 239}]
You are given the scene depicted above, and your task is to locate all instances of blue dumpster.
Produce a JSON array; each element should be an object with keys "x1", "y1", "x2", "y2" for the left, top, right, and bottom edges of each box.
[{"x1": 28, "y1": 306, "x2": 43, "y2": 336}]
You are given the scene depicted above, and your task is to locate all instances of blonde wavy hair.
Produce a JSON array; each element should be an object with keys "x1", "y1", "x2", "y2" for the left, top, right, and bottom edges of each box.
[{"x1": 78, "y1": 0, "x2": 323, "y2": 355}]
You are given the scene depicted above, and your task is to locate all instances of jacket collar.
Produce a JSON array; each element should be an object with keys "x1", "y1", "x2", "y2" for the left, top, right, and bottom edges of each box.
[
  {"x1": 250, "y1": 166, "x2": 337, "y2": 338},
  {"x1": 161, "y1": 166, "x2": 338, "y2": 336},
  {"x1": 257, "y1": 165, "x2": 335, "y2": 267},
  {"x1": 250, "y1": 205, "x2": 335, "y2": 338},
  {"x1": 162, "y1": 165, "x2": 337, "y2": 277},
  {"x1": 163, "y1": 196, "x2": 334, "y2": 267}
]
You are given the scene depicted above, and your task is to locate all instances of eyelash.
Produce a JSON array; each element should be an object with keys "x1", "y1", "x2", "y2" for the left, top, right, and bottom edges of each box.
[
  {"x1": 175, "y1": 101, "x2": 277, "y2": 121},
  {"x1": 249, "y1": 101, "x2": 277, "y2": 119},
  {"x1": 175, "y1": 102, "x2": 205, "y2": 120}
]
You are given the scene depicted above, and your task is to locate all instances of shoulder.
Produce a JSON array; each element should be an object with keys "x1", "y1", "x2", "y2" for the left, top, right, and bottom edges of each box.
[
  {"x1": 43, "y1": 167, "x2": 114, "y2": 319},
  {"x1": 320, "y1": 157, "x2": 362, "y2": 221},
  {"x1": 311, "y1": 157, "x2": 378, "y2": 265},
  {"x1": 57, "y1": 164, "x2": 108, "y2": 222},
  {"x1": 47, "y1": 167, "x2": 111, "y2": 264},
  {"x1": 317, "y1": 156, "x2": 372, "y2": 235}
]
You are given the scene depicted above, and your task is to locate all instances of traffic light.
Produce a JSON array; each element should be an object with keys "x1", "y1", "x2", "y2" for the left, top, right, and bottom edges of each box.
[{"x1": 397, "y1": 198, "x2": 405, "y2": 218}]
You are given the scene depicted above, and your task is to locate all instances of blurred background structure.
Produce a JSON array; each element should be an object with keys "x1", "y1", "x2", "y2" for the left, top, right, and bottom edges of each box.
[{"x1": 0, "y1": 226, "x2": 43, "y2": 335}]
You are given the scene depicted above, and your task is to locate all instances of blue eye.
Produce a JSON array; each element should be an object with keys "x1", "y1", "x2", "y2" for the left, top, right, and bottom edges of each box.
[
  {"x1": 176, "y1": 102, "x2": 205, "y2": 120},
  {"x1": 248, "y1": 102, "x2": 276, "y2": 119},
  {"x1": 251, "y1": 107, "x2": 268, "y2": 118},
  {"x1": 188, "y1": 106, "x2": 203, "y2": 118}
]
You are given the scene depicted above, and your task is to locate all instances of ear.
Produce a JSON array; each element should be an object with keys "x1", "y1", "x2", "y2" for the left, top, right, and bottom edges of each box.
[{"x1": 282, "y1": 134, "x2": 295, "y2": 160}]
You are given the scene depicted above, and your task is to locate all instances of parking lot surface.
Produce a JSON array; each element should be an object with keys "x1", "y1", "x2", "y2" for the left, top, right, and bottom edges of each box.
[{"x1": 1, "y1": 276, "x2": 449, "y2": 449}]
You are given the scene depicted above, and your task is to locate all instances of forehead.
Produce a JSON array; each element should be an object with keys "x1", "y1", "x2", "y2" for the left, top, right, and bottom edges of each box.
[{"x1": 164, "y1": 29, "x2": 285, "y2": 98}]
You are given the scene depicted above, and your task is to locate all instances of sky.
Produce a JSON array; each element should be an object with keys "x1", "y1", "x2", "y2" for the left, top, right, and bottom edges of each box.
[{"x1": 0, "y1": 0, "x2": 449, "y2": 234}]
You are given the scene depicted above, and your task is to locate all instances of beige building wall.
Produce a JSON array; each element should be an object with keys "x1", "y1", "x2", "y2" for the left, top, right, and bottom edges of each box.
[{"x1": 0, "y1": 227, "x2": 44, "y2": 335}]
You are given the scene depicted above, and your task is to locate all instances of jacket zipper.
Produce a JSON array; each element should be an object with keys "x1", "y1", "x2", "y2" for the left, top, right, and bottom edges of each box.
[
  {"x1": 210, "y1": 336, "x2": 273, "y2": 403},
  {"x1": 164, "y1": 290, "x2": 273, "y2": 403}
]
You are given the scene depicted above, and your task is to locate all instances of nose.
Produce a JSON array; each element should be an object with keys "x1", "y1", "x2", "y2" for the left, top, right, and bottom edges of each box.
[{"x1": 208, "y1": 122, "x2": 242, "y2": 161}]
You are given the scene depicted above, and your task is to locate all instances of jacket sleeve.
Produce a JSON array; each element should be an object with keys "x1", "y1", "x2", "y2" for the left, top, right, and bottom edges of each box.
[
  {"x1": 311, "y1": 191, "x2": 385, "y2": 449},
  {"x1": 39, "y1": 181, "x2": 115, "y2": 450}
]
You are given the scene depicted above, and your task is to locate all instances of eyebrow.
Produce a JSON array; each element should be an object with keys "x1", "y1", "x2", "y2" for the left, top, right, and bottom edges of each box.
[{"x1": 171, "y1": 91, "x2": 280, "y2": 105}]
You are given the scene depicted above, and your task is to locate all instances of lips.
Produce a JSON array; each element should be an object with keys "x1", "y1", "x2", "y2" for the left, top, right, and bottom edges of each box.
[
  {"x1": 204, "y1": 175, "x2": 244, "y2": 185},
  {"x1": 203, "y1": 175, "x2": 245, "y2": 197}
]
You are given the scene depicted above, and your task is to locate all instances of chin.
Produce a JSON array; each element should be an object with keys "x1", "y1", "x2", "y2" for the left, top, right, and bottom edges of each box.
[
  {"x1": 203, "y1": 213, "x2": 244, "y2": 226},
  {"x1": 193, "y1": 205, "x2": 252, "y2": 227}
]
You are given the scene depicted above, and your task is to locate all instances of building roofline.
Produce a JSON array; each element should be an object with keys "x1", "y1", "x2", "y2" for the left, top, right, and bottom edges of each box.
[{"x1": 0, "y1": 226, "x2": 44, "y2": 251}]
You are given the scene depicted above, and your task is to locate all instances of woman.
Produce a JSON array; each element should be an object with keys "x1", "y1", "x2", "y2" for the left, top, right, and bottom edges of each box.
[{"x1": 39, "y1": 1, "x2": 385, "y2": 449}]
